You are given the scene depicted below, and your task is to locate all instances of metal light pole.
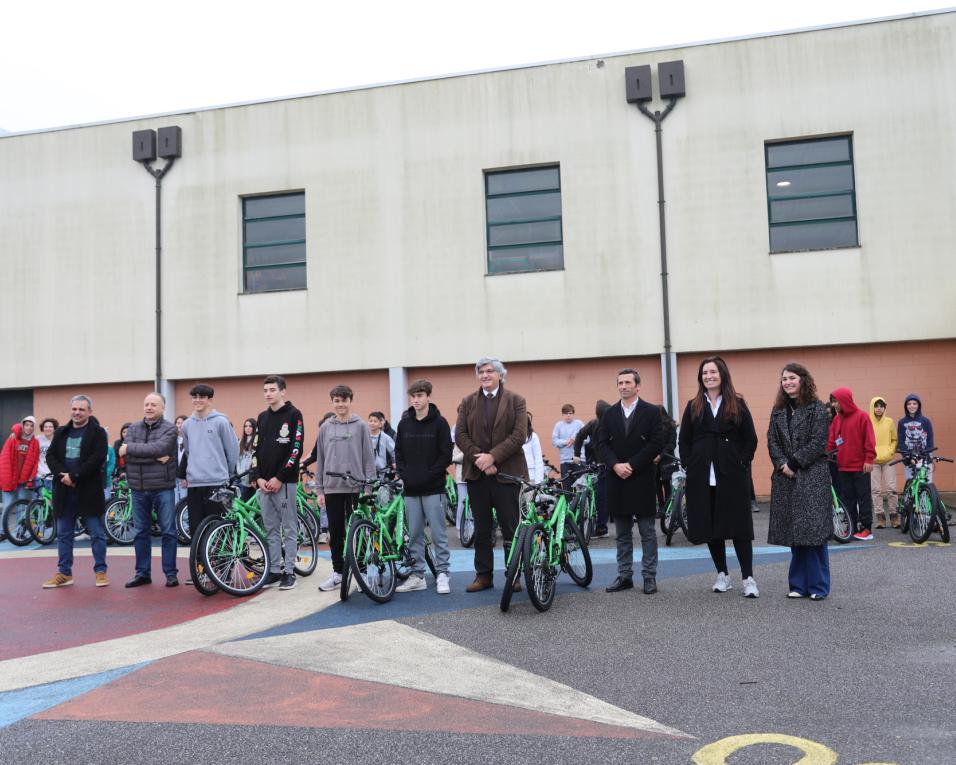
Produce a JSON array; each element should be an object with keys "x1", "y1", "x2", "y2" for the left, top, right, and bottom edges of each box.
[
  {"x1": 625, "y1": 61, "x2": 685, "y2": 417},
  {"x1": 132, "y1": 126, "x2": 182, "y2": 399}
]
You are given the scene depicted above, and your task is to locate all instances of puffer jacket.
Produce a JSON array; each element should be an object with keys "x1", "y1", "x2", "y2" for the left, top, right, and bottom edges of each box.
[{"x1": 124, "y1": 417, "x2": 179, "y2": 491}]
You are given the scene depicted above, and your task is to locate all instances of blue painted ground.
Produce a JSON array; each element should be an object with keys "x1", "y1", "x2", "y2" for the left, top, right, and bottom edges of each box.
[
  {"x1": 246, "y1": 543, "x2": 865, "y2": 639},
  {"x1": 0, "y1": 663, "x2": 148, "y2": 728}
]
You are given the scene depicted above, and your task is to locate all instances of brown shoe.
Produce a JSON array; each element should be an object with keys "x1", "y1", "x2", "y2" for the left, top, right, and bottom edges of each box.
[
  {"x1": 466, "y1": 576, "x2": 493, "y2": 593},
  {"x1": 95, "y1": 572, "x2": 110, "y2": 587},
  {"x1": 512, "y1": 578, "x2": 522, "y2": 592},
  {"x1": 42, "y1": 573, "x2": 74, "y2": 589}
]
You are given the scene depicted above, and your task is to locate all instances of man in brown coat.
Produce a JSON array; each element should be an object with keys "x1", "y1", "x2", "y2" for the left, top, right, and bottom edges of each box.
[{"x1": 455, "y1": 357, "x2": 528, "y2": 592}]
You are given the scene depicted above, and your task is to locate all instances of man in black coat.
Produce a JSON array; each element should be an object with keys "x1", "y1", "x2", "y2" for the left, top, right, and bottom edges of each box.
[
  {"x1": 43, "y1": 395, "x2": 109, "y2": 589},
  {"x1": 598, "y1": 369, "x2": 663, "y2": 594}
]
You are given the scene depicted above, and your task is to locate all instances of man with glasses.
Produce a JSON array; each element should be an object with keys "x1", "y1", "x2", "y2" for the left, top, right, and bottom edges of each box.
[{"x1": 178, "y1": 384, "x2": 239, "y2": 549}]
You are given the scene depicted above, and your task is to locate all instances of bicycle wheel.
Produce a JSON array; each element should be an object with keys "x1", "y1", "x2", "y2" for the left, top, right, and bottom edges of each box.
[
  {"x1": 928, "y1": 486, "x2": 950, "y2": 544},
  {"x1": 175, "y1": 497, "x2": 191, "y2": 544},
  {"x1": 899, "y1": 486, "x2": 912, "y2": 533},
  {"x1": 659, "y1": 496, "x2": 672, "y2": 535},
  {"x1": 675, "y1": 490, "x2": 689, "y2": 535},
  {"x1": 423, "y1": 530, "x2": 438, "y2": 578},
  {"x1": 28, "y1": 500, "x2": 57, "y2": 545},
  {"x1": 909, "y1": 488, "x2": 934, "y2": 544},
  {"x1": 459, "y1": 499, "x2": 475, "y2": 547},
  {"x1": 104, "y1": 497, "x2": 135, "y2": 545},
  {"x1": 831, "y1": 495, "x2": 853, "y2": 544},
  {"x1": 577, "y1": 492, "x2": 596, "y2": 543},
  {"x1": 500, "y1": 526, "x2": 527, "y2": 612},
  {"x1": 348, "y1": 519, "x2": 397, "y2": 603},
  {"x1": 299, "y1": 504, "x2": 319, "y2": 540},
  {"x1": 444, "y1": 484, "x2": 457, "y2": 525},
  {"x1": 523, "y1": 522, "x2": 556, "y2": 612},
  {"x1": 2, "y1": 499, "x2": 33, "y2": 546},
  {"x1": 340, "y1": 514, "x2": 364, "y2": 602},
  {"x1": 189, "y1": 516, "x2": 221, "y2": 596},
  {"x1": 561, "y1": 518, "x2": 592, "y2": 587},
  {"x1": 202, "y1": 520, "x2": 270, "y2": 596},
  {"x1": 293, "y1": 514, "x2": 317, "y2": 577}
]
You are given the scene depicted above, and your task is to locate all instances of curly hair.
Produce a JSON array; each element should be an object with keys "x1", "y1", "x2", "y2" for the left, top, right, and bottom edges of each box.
[{"x1": 773, "y1": 362, "x2": 819, "y2": 410}]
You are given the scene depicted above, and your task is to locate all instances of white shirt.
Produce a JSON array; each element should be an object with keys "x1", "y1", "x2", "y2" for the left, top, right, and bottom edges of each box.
[
  {"x1": 483, "y1": 386, "x2": 500, "y2": 399},
  {"x1": 707, "y1": 395, "x2": 722, "y2": 486},
  {"x1": 621, "y1": 397, "x2": 639, "y2": 419},
  {"x1": 522, "y1": 433, "x2": 545, "y2": 483}
]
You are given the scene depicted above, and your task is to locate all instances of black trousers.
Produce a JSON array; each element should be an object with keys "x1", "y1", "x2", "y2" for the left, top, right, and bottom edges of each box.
[
  {"x1": 837, "y1": 471, "x2": 873, "y2": 532},
  {"x1": 325, "y1": 493, "x2": 358, "y2": 574},
  {"x1": 468, "y1": 475, "x2": 519, "y2": 580},
  {"x1": 706, "y1": 487, "x2": 754, "y2": 579},
  {"x1": 187, "y1": 486, "x2": 223, "y2": 532}
]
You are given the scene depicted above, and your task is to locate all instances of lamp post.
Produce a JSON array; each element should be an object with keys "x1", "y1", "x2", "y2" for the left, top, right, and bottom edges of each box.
[
  {"x1": 625, "y1": 61, "x2": 685, "y2": 417},
  {"x1": 132, "y1": 126, "x2": 181, "y2": 399}
]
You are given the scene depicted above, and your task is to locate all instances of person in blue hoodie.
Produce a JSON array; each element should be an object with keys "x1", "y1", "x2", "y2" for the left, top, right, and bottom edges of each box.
[{"x1": 897, "y1": 394, "x2": 935, "y2": 482}]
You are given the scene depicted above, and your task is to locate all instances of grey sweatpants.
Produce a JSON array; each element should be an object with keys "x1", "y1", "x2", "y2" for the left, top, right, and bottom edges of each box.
[
  {"x1": 258, "y1": 483, "x2": 298, "y2": 575},
  {"x1": 406, "y1": 493, "x2": 450, "y2": 577}
]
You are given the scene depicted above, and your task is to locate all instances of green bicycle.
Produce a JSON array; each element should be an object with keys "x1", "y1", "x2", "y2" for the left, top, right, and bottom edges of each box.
[
  {"x1": 891, "y1": 448, "x2": 952, "y2": 544},
  {"x1": 27, "y1": 483, "x2": 57, "y2": 545},
  {"x1": 192, "y1": 476, "x2": 317, "y2": 597},
  {"x1": 568, "y1": 462, "x2": 601, "y2": 543},
  {"x1": 499, "y1": 472, "x2": 592, "y2": 613},
  {"x1": 444, "y1": 473, "x2": 458, "y2": 525},
  {"x1": 331, "y1": 471, "x2": 436, "y2": 604}
]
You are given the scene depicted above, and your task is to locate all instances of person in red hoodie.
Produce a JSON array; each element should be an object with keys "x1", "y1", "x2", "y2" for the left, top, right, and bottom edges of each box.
[
  {"x1": 1, "y1": 417, "x2": 40, "y2": 513},
  {"x1": 826, "y1": 388, "x2": 877, "y2": 541}
]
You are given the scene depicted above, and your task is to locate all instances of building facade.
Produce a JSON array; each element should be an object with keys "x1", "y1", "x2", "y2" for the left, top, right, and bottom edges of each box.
[{"x1": 2, "y1": 11, "x2": 955, "y2": 492}]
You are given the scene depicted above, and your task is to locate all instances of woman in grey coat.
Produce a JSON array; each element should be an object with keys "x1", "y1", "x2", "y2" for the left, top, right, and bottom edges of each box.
[{"x1": 767, "y1": 362, "x2": 833, "y2": 600}]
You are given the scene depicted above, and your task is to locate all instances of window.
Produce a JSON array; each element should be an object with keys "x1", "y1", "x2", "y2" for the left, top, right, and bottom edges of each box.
[
  {"x1": 485, "y1": 166, "x2": 563, "y2": 274},
  {"x1": 242, "y1": 192, "x2": 306, "y2": 292},
  {"x1": 765, "y1": 136, "x2": 858, "y2": 253}
]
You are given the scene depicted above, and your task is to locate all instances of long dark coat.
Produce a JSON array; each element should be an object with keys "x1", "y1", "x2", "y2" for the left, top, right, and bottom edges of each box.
[
  {"x1": 678, "y1": 397, "x2": 758, "y2": 544},
  {"x1": 597, "y1": 399, "x2": 663, "y2": 519},
  {"x1": 767, "y1": 400, "x2": 832, "y2": 547},
  {"x1": 46, "y1": 417, "x2": 108, "y2": 519}
]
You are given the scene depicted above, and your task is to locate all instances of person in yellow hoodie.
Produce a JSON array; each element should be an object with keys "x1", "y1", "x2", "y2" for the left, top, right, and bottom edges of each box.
[{"x1": 869, "y1": 397, "x2": 898, "y2": 528}]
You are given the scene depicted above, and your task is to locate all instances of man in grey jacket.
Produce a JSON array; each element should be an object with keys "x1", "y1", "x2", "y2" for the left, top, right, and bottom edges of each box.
[
  {"x1": 122, "y1": 393, "x2": 180, "y2": 588},
  {"x1": 178, "y1": 384, "x2": 239, "y2": 554}
]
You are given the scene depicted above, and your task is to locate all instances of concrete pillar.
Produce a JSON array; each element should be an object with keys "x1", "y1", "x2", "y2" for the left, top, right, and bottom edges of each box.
[
  {"x1": 388, "y1": 367, "x2": 408, "y2": 425},
  {"x1": 158, "y1": 379, "x2": 176, "y2": 422},
  {"x1": 660, "y1": 352, "x2": 679, "y2": 420}
]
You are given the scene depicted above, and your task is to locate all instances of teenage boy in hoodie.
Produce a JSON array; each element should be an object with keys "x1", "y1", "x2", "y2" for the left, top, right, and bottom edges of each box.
[
  {"x1": 869, "y1": 397, "x2": 899, "y2": 529},
  {"x1": 315, "y1": 384, "x2": 376, "y2": 592},
  {"x1": 394, "y1": 379, "x2": 453, "y2": 594},
  {"x1": 178, "y1": 384, "x2": 239, "y2": 537},
  {"x1": 826, "y1": 388, "x2": 876, "y2": 541},
  {"x1": 1, "y1": 416, "x2": 39, "y2": 513},
  {"x1": 897, "y1": 394, "x2": 935, "y2": 483},
  {"x1": 254, "y1": 375, "x2": 304, "y2": 591}
]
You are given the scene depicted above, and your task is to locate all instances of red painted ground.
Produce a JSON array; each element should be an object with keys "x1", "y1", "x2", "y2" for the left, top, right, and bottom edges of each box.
[
  {"x1": 0, "y1": 556, "x2": 252, "y2": 661},
  {"x1": 38, "y1": 651, "x2": 670, "y2": 739}
]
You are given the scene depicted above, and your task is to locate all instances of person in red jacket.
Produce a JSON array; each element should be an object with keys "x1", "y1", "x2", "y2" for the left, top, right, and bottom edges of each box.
[
  {"x1": 1, "y1": 417, "x2": 40, "y2": 514},
  {"x1": 826, "y1": 388, "x2": 876, "y2": 540}
]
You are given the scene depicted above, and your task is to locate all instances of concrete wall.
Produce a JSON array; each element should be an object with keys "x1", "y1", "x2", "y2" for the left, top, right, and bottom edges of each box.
[{"x1": 1, "y1": 12, "x2": 954, "y2": 390}]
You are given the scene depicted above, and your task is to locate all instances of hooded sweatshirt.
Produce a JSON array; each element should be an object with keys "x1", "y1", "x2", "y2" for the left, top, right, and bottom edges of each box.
[
  {"x1": 254, "y1": 401, "x2": 304, "y2": 484},
  {"x1": 896, "y1": 394, "x2": 934, "y2": 455},
  {"x1": 826, "y1": 388, "x2": 876, "y2": 472},
  {"x1": 313, "y1": 415, "x2": 376, "y2": 495},
  {"x1": 868, "y1": 397, "x2": 897, "y2": 465},
  {"x1": 178, "y1": 409, "x2": 239, "y2": 486},
  {"x1": 0, "y1": 419, "x2": 40, "y2": 491},
  {"x1": 395, "y1": 403, "x2": 453, "y2": 496}
]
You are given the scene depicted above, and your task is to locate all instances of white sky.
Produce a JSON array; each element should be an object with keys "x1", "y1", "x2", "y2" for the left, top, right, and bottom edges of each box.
[{"x1": 1, "y1": 1, "x2": 949, "y2": 133}]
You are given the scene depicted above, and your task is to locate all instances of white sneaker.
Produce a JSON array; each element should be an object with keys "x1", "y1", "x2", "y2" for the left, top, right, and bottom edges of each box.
[
  {"x1": 742, "y1": 576, "x2": 759, "y2": 598},
  {"x1": 396, "y1": 574, "x2": 427, "y2": 593},
  {"x1": 318, "y1": 532, "x2": 329, "y2": 544},
  {"x1": 318, "y1": 572, "x2": 342, "y2": 591},
  {"x1": 436, "y1": 572, "x2": 450, "y2": 594},
  {"x1": 712, "y1": 572, "x2": 732, "y2": 592}
]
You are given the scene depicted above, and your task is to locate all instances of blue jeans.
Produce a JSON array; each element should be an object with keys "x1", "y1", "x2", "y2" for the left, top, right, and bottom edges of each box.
[
  {"x1": 789, "y1": 545, "x2": 830, "y2": 597},
  {"x1": 133, "y1": 488, "x2": 177, "y2": 578},
  {"x1": 2, "y1": 484, "x2": 31, "y2": 513},
  {"x1": 56, "y1": 492, "x2": 107, "y2": 575}
]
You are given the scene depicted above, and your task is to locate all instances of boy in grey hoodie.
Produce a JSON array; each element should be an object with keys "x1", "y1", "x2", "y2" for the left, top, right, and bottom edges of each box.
[
  {"x1": 178, "y1": 384, "x2": 239, "y2": 534},
  {"x1": 315, "y1": 384, "x2": 375, "y2": 591}
]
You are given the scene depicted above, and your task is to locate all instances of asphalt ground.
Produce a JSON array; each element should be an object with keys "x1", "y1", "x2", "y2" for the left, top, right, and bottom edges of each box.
[{"x1": 0, "y1": 503, "x2": 953, "y2": 765}]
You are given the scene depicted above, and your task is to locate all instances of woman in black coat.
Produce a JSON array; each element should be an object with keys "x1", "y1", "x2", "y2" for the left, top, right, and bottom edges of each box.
[
  {"x1": 767, "y1": 362, "x2": 832, "y2": 600},
  {"x1": 678, "y1": 356, "x2": 759, "y2": 597}
]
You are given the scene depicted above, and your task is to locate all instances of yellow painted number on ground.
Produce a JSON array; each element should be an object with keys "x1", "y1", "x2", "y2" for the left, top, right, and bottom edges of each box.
[
  {"x1": 887, "y1": 541, "x2": 951, "y2": 548},
  {"x1": 692, "y1": 733, "x2": 899, "y2": 765}
]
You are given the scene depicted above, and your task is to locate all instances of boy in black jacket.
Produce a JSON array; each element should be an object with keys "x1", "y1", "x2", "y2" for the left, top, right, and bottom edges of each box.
[
  {"x1": 395, "y1": 379, "x2": 453, "y2": 594},
  {"x1": 254, "y1": 375, "x2": 304, "y2": 590}
]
